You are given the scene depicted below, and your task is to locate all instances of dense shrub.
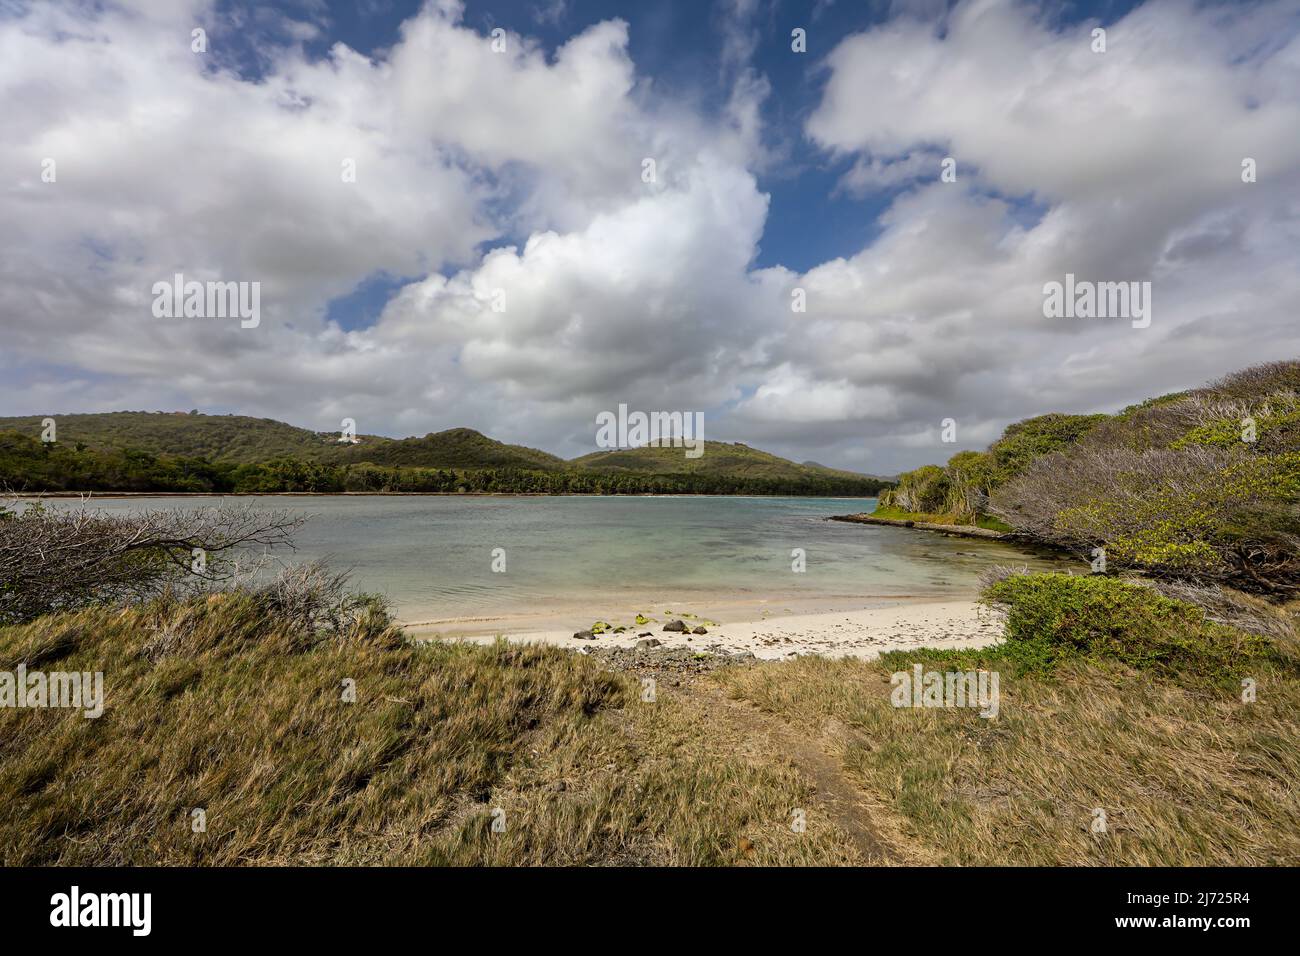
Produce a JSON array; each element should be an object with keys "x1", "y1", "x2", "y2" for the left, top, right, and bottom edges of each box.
[
  {"x1": 879, "y1": 413, "x2": 1106, "y2": 521},
  {"x1": 880, "y1": 361, "x2": 1299, "y2": 593},
  {"x1": 878, "y1": 464, "x2": 948, "y2": 513},
  {"x1": 979, "y1": 571, "x2": 1288, "y2": 687},
  {"x1": 990, "y1": 364, "x2": 1300, "y2": 594}
]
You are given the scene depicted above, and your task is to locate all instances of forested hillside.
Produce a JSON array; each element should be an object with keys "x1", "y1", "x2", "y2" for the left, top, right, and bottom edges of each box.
[
  {"x1": 0, "y1": 416, "x2": 889, "y2": 497},
  {"x1": 878, "y1": 360, "x2": 1300, "y2": 594}
]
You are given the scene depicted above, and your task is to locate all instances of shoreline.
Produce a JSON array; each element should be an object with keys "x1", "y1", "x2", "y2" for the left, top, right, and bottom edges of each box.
[
  {"x1": 406, "y1": 598, "x2": 1006, "y2": 661},
  {"x1": 829, "y1": 512, "x2": 1012, "y2": 539}
]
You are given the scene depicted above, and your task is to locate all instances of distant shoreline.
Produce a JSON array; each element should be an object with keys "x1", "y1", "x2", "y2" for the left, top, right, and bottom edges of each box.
[{"x1": 829, "y1": 512, "x2": 1011, "y2": 539}]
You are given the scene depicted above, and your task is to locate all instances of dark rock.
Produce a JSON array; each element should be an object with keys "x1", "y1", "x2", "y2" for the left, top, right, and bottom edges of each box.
[
  {"x1": 635, "y1": 638, "x2": 662, "y2": 649},
  {"x1": 692, "y1": 626, "x2": 708, "y2": 635},
  {"x1": 663, "y1": 620, "x2": 688, "y2": 633},
  {"x1": 573, "y1": 630, "x2": 594, "y2": 640}
]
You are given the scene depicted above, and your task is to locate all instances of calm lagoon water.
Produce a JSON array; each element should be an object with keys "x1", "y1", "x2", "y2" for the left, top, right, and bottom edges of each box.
[{"x1": 62, "y1": 495, "x2": 1079, "y2": 627}]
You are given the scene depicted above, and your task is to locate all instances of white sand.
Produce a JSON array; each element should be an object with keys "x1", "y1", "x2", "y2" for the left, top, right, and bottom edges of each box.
[{"x1": 406, "y1": 599, "x2": 1006, "y2": 661}]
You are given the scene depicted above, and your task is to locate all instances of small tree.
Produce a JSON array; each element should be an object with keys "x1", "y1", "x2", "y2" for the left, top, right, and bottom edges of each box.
[{"x1": 0, "y1": 498, "x2": 304, "y2": 625}]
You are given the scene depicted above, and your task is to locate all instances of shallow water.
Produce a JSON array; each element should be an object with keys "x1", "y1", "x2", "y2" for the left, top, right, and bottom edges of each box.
[{"x1": 55, "y1": 495, "x2": 1080, "y2": 623}]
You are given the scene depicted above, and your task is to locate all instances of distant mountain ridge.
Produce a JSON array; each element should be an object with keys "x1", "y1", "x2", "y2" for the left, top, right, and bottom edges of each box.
[
  {"x1": 572, "y1": 440, "x2": 885, "y2": 482},
  {"x1": 0, "y1": 411, "x2": 882, "y2": 482}
]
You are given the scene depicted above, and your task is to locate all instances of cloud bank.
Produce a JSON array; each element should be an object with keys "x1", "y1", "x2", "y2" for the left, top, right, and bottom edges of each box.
[{"x1": 2, "y1": 0, "x2": 1297, "y2": 472}]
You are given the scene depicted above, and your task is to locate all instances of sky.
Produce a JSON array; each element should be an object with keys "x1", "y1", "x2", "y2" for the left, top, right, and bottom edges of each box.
[{"x1": 2, "y1": 0, "x2": 1298, "y2": 474}]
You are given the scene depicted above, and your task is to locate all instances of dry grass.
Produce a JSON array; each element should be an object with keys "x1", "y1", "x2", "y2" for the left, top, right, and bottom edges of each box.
[
  {"x1": 7, "y1": 581, "x2": 1297, "y2": 866},
  {"x1": 0, "y1": 593, "x2": 859, "y2": 866},
  {"x1": 715, "y1": 651, "x2": 1300, "y2": 865}
]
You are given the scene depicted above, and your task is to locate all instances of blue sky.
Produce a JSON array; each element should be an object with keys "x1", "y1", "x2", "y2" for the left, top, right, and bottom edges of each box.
[
  {"x1": 3, "y1": 0, "x2": 1297, "y2": 472},
  {"x1": 234, "y1": 0, "x2": 1153, "y2": 336}
]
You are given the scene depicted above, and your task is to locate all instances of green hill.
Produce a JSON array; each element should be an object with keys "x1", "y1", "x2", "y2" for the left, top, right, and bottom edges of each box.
[
  {"x1": 571, "y1": 440, "x2": 875, "y2": 482},
  {"x1": 333, "y1": 427, "x2": 566, "y2": 471},
  {"x1": 802, "y1": 459, "x2": 894, "y2": 482},
  {"x1": 0, "y1": 412, "x2": 361, "y2": 463},
  {"x1": 877, "y1": 359, "x2": 1300, "y2": 595},
  {"x1": 0, "y1": 414, "x2": 568, "y2": 473},
  {"x1": 0, "y1": 412, "x2": 879, "y2": 485}
]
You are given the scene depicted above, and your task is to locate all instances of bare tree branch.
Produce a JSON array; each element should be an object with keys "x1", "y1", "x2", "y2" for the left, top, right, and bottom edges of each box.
[{"x1": 0, "y1": 496, "x2": 305, "y2": 625}]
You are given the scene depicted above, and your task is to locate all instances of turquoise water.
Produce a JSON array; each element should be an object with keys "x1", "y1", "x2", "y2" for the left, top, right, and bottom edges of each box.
[{"x1": 61, "y1": 495, "x2": 1078, "y2": 624}]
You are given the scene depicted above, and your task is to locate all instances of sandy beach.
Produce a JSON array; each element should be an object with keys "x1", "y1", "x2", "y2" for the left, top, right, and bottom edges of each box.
[{"x1": 406, "y1": 599, "x2": 1007, "y2": 660}]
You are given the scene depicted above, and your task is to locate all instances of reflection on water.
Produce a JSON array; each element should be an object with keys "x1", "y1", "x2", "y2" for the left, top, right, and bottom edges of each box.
[{"x1": 53, "y1": 495, "x2": 1083, "y2": 622}]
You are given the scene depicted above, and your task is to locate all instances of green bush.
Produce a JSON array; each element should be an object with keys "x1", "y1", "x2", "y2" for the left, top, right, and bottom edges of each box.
[
  {"x1": 1171, "y1": 393, "x2": 1300, "y2": 455},
  {"x1": 979, "y1": 572, "x2": 1288, "y2": 688},
  {"x1": 984, "y1": 413, "x2": 1108, "y2": 484}
]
